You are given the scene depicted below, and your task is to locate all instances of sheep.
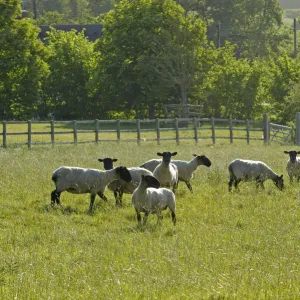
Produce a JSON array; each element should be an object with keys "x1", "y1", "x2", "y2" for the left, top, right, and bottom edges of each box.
[
  {"x1": 228, "y1": 159, "x2": 284, "y2": 192},
  {"x1": 98, "y1": 158, "x2": 153, "y2": 206},
  {"x1": 51, "y1": 166, "x2": 132, "y2": 211},
  {"x1": 152, "y1": 152, "x2": 178, "y2": 193},
  {"x1": 284, "y1": 150, "x2": 300, "y2": 182},
  {"x1": 140, "y1": 154, "x2": 211, "y2": 193},
  {"x1": 131, "y1": 175, "x2": 176, "y2": 226}
]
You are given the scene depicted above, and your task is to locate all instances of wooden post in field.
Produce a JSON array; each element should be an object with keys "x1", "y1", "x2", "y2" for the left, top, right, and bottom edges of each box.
[
  {"x1": 73, "y1": 120, "x2": 77, "y2": 145},
  {"x1": 296, "y1": 112, "x2": 300, "y2": 145},
  {"x1": 51, "y1": 120, "x2": 55, "y2": 145},
  {"x1": 246, "y1": 119, "x2": 250, "y2": 145},
  {"x1": 263, "y1": 113, "x2": 269, "y2": 145},
  {"x1": 116, "y1": 120, "x2": 121, "y2": 142},
  {"x1": 156, "y1": 118, "x2": 160, "y2": 145},
  {"x1": 175, "y1": 118, "x2": 179, "y2": 145},
  {"x1": 193, "y1": 117, "x2": 198, "y2": 143},
  {"x1": 28, "y1": 120, "x2": 32, "y2": 149},
  {"x1": 137, "y1": 119, "x2": 141, "y2": 144},
  {"x1": 2, "y1": 121, "x2": 7, "y2": 148},
  {"x1": 211, "y1": 117, "x2": 215, "y2": 144},
  {"x1": 229, "y1": 118, "x2": 233, "y2": 144},
  {"x1": 95, "y1": 119, "x2": 99, "y2": 144}
]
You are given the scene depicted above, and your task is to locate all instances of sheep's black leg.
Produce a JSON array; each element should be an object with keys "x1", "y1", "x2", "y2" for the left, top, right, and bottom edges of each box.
[
  {"x1": 185, "y1": 181, "x2": 193, "y2": 193},
  {"x1": 51, "y1": 190, "x2": 61, "y2": 205},
  {"x1": 171, "y1": 211, "x2": 176, "y2": 226},
  {"x1": 97, "y1": 192, "x2": 108, "y2": 202},
  {"x1": 290, "y1": 176, "x2": 293, "y2": 183},
  {"x1": 156, "y1": 212, "x2": 163, "y2": 224},
  {"x1": 113, "y1": 191, "x2": 120, "y2": 206},
  {"x1": 228, "y1": 177, "x2": 234, "y2": 192},
  {"x1": 89, "y1": 194, "x2": 96, "y2": 211},
  {"x1": 136, "y1": 209, "x2": 141, "y2": 225},
  {"x1": 234, "y1": 179, "x2": 240, "y2": 191},
  {"x1": 172, "y1": 181, "x2": 178, "y2": 194},
  {"x1": 143, "y1": 211, "x2": 150, "y2": 225}
]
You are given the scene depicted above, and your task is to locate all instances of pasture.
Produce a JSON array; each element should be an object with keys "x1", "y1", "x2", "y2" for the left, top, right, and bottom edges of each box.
[{"x1": 0, "y1": 141, "x2": 299, "y2": 299}]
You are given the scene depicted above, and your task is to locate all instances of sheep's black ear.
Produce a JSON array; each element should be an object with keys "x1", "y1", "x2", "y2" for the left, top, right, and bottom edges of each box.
[
  {"x1": 171, "y1": 152, "x2": 177, "y2": 156},
  {"x1": 113, "y1": 159, "x2": 118, "y2": 162},
  {"x1": 157, "y1": 152, "x2": 163, "y2": 156},
  {"x1": 297, "y1": 152, "x2": 300, "y2": 154},
  {"x1": 193, "y1": 154, "x2": 197, "y2": 157},
  {"x1": 280, "y1": 174, "x2": 283, "y2": 179},
  {"x1": 98, "y1": 159, "x2": 103, "y2": 162},
  {"x1": 283, "y1": 151, "x2": 289, "y2": 154}
]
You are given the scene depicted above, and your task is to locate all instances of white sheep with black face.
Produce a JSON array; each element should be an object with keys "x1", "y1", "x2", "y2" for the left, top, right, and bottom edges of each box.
[
  {"x1": 284, "y1": 150, "x2": 300, "y2": 183},
  {"x1": 140, "y1": 154, "x2": 211, "y2": 193},
  {"x1": 131, "y1": 175, "x2": 176, "y2": 226},
  {"x1": 228, "y1": 159, "x2": 284, "y2": 192},
  {"x1": 152, "y1": 152, "x2": 178, "y2": 194},
  {"x1": 98, "y1": 158, "x2": 153, "y2": 206},
  {"x1": 51, "y1": 166, "x2": 132, "y2": 211}
]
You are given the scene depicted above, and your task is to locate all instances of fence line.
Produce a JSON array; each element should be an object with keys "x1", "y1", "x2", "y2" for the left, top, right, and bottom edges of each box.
[{"x1": 0, "y1": 114, "x2": 294, "y2": 148}]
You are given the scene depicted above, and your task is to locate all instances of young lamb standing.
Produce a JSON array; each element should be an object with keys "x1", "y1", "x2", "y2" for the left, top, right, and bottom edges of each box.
[
  {"x1": 284, "y1": 150, "x2": 300, "y2": 182},
  {"x1": 228, "y1": 159, "x2": 284, "y2": 191},
  {"x1": 51, "y1": 166, "x2": 132, "y2": 211},
  {"x1": 153, "y1": 152, "x2": 178, "y2": 194},
  {"x1": 98, "y1": 158, "x2": 153, "y2": 206},
  {"x1": 131, "y1": 175, "x2": 176, "y2": 226}
]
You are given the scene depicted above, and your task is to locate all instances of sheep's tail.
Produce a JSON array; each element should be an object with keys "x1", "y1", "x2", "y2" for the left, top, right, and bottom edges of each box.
[{"x1": 52, "y1": 172, "x2": 58, "y2": 184}]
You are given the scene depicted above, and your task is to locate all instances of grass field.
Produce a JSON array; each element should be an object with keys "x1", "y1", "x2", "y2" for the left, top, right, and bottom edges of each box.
[{"x1": 0, "y1": 141, "x2": 299, "y2": 299}]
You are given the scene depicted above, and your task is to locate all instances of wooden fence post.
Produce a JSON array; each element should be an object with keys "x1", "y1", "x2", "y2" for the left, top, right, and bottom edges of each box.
[
  {"x1": 51, "y1": 120, "x2": 55, "y2": 145},
  {"x1": 2, "y1": 121, "x2": 6, "y2": 148},
  {"x1": 229, "y1": 119, "x2": 233, "y2": 144},
  {"x1": 193, "y1": 117, "x2": 198, "y2": 144},
  {"x1": 137, "y1": 119, "x2": 141, "y2": 144},
  {"x1": 175, "y1": 118, "x2": 179, "y2": 145},
  {"x1": 263, "y1": 113, "x2": 269, "y2": 145},
  {"x1": 28, "y1": 120, "x2": 32, "y2": 149},
  {"x1": 246, "y1": 119, "x2": 250, "y2": 145},
  {"x1": 296, "y1": 112, "x2": 300, "y2": 146},
  {"x1": 95, "y1": 119, "x2": 99, "y2": 144},
  {"x1": 211, "y1": 117, "x2": 215, "y2": 144},
  {"x1": 156, "y1": 118, "x2": 160, "y2": 145},
  {"x1": 73, "y1": 120, "x2": 77, "y2": 145},
  {"x1": 116, "y1": 120, "x2": 121, "y2": 142}
]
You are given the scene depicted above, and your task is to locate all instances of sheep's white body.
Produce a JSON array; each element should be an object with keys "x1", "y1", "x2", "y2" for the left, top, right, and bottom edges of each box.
[
  {"x1": 153, "y1": 162, "x2": 178, "y2": 192},
  {"x1": 286, "y1": 159, "x2": 300, "y2": 181}
]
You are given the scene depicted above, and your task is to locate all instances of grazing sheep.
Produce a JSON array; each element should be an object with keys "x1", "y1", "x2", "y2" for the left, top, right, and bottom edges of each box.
[
  {"x1": 51, "y1": 166, "x2": 132, "y2": 211},
  {"x1": 284, "y1": 150, "x2": 300, "y2": 182},
  {"x1": 98, "y1": 158, "x2": 153, "y2": 206},
  {"x1": 153, "y1": 152, "x2": 178, "y2": 193},
  {"x1": 228, "y1": 159, "x2": 284, "y2": 192},
  {"x1": 140, "y1": 154, "x2": 211, "y2": 193},
  {"x1": 131, "y1": 175, "x2": 176, "y2": 226}
]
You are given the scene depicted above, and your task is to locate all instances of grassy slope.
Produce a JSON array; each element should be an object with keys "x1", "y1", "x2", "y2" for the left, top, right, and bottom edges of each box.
[{"x1": 0, "y1": 142, "x2": 299, "y2": 299}]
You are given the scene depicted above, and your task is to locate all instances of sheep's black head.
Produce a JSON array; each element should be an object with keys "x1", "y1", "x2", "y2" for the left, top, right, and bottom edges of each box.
[
  {"x1": 193, "y1": 154, "x2": 212, "y2": 167},
  {"x1": 157, "y1": 152, "x2": 177, "y2": 163},
  {"x1": 275, "y1": 174, "x2": 284, "y2": 191},
  {"x1": 284, "y1": 151, "x2": 300, "y2": 163},
  {"x1": 141, "y1": 175, "x2": 160, "y2": 189},
  {"x1": 116, "y1": 166, "x2": 132, "y2": 182},
  {"x1": 98, "y1": 158, "x2": 118, "y2": 170}
]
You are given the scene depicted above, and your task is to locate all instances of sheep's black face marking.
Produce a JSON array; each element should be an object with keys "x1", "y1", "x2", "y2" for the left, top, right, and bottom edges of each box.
[
  {"x1": 194, "y1": 154, "x2": 212, "y2": 167},
  {"x1": 116, "y1": 166, "x2": 132, "y2": 182},
  {"x1": 284, "y1": 151, "x2": 300, "y2": 163},
  {"x1": 142, "y1": 175, "x2": 160, "y2": 189},
  {"x1": 275, "y1": 174, "x2": 284, "y2": 191},
  {"x1": 157, "y1": 151, "x2": 177, "y2": 163},
  {"x1": 98, "y1": 158, "x2": 118, "y2": 170}
]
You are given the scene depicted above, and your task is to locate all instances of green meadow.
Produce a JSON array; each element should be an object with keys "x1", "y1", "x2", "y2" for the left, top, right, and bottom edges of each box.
[{"x1": 0, "y1": 140, "x2": 299, "y2": 299}]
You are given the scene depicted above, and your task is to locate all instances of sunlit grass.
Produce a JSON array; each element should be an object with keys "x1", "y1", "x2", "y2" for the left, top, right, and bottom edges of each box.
[{"x1": 0, "y1": 141, "x2": 299, "y2": 298}]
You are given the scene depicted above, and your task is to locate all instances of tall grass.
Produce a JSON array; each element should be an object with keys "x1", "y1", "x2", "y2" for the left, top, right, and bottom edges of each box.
[{"x1": 0, "y1": 142, "x2": 299, "y2": 299}]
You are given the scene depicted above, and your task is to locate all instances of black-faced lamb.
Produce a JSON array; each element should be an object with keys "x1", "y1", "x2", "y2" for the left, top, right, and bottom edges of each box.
[
  {"x1": 152, "y1": 152, "x2": 178, "y2": 193},
  {"x1": 140, "y1": 154, "x2": 211, "y2": 193},
  {"x1": 51, "y1": 166, "x2": 132, "y2": 211},
  {"x1": 283, "y1": 150, "x2": 300, "y2": 182},
  {"x1": 98, "y1": 158, "x2": 153, "y2": 206},
  {"x1": 228, "y1": 159, "x2": 284, "y2": 192},
  {"x1": 131, "y1": 175, "x2": 176, "y2": 226}
]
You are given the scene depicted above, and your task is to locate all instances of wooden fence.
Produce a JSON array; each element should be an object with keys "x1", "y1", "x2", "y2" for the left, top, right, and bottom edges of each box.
[{"x1": 0, "y1": 114, "x2": 294, "y2": 148}]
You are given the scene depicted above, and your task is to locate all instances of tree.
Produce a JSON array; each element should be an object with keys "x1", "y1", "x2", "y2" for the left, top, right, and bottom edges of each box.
[
  {"x1": 91, "y1": 0, "x2": 211, "y2": 118},
  {"x1": 0, "y1": 0, "x2": 49, "y2": 119}
]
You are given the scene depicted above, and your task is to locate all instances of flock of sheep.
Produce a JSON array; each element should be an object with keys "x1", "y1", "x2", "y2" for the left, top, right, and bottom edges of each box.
[{"x1": 50, "y1": 150, "x2": 300, "y2": 226}]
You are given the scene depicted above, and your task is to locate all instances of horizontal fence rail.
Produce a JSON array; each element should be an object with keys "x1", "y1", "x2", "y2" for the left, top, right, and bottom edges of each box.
[{"x1": 0, "y1": 115, "x2": 294, "y2": 148}]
